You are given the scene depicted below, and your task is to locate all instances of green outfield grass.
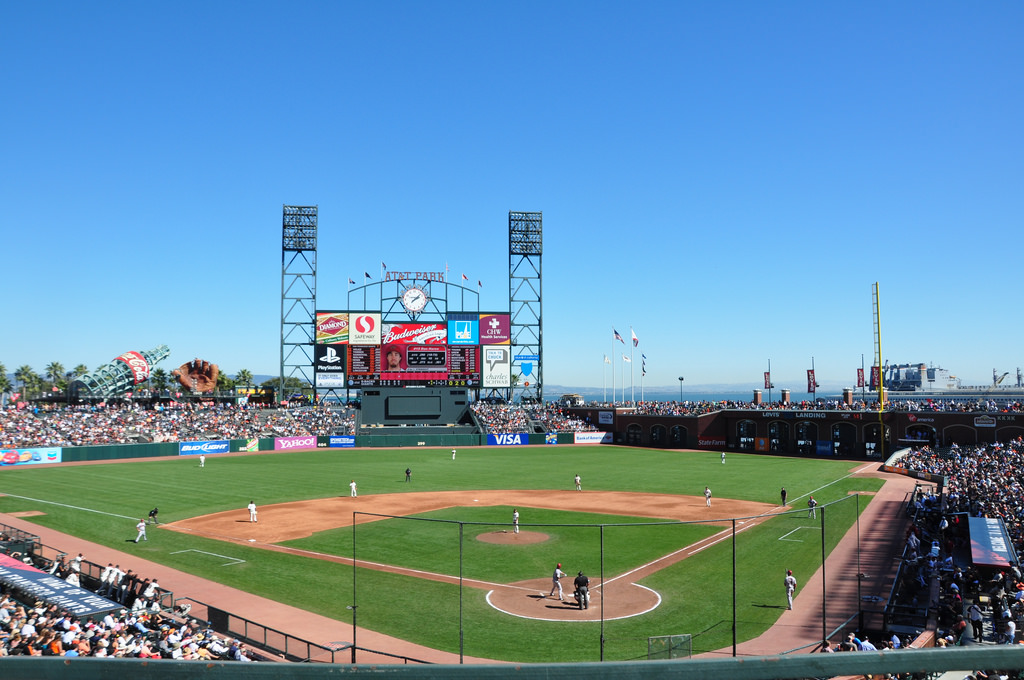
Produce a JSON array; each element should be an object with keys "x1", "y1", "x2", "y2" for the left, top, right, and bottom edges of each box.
[{"x1": 0, "y1": 446, "x2": 883, "y2": 662}]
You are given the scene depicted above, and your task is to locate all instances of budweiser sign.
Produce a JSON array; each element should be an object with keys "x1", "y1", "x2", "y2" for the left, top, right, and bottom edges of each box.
[
  {"x1": 116, "y1": 351, "x2": 151, "y2": 385},
  {"x1": 382, "y1": 323, "x2": 447, "y2": 345}
]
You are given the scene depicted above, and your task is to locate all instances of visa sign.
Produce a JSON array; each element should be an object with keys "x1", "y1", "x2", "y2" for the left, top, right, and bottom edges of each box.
[
  {"x1": 179, "y1": 440, "x2": 229, "y2": 455},
  {"x1": 488, "y1": 433, "x2": 528, "y2": 446}
]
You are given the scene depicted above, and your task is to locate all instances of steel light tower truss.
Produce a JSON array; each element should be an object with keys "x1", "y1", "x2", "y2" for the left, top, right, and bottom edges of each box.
[
  {"x1": 509, "y1": 211, "x2": 542, "y2": 403},
  {"x1": 280, "y1": 205, "x2": 318, "y2": 400}
]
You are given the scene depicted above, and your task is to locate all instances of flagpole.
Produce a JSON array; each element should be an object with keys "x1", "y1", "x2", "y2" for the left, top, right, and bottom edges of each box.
[
  {"x1": 611, "y1": 330, "x2": 616, "y2": 404},
  {"x1": 629, "y1": 327, "x2": 635, "y2": 404},
  {"x1": 603, "y1": 356, "x2": 607, "y2": 403}
]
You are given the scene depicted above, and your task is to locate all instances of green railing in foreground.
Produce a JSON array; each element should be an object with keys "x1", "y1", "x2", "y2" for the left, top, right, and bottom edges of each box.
[{"x1": 3, "y1": 645, "x2": 1024, "y2": 679}]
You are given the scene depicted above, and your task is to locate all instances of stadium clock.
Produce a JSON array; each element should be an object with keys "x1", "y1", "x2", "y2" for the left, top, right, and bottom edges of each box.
[{"x1": 401, "y1": 286, "x2": 428, "y2": 313}]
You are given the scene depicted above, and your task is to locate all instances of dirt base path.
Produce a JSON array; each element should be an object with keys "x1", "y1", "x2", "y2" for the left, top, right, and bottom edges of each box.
[{"x1": 167, "y1": 490, "x2": 776, "y2": 621}]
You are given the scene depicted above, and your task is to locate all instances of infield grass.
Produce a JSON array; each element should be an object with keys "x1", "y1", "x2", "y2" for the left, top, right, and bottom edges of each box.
[{"x1": 0, "y1": 445, "x2": 883, "y2": 662}]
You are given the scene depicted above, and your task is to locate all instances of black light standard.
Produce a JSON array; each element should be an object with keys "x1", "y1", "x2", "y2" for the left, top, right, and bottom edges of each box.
[{"x1": 678, "y1": 376, "x2": 684, "y2": 402}]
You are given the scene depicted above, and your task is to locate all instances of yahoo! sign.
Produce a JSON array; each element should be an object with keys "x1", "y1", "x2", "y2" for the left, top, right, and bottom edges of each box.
[{"x1": 275, "y1": 435, "x2": 317, "y2": 451}]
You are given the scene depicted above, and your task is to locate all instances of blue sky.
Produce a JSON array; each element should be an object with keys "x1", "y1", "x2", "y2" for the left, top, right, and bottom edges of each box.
[{"x1": 3, "y1": 2, "x2": 1022, "y2": 394}]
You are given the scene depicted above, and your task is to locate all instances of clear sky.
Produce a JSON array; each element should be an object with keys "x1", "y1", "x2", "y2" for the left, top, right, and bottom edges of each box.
[{"x1": 3, "y1": 2, "x2": 1022, "y2": 394}]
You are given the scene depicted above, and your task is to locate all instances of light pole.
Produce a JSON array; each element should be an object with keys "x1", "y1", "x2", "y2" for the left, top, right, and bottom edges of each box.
[{"x1": 678, "y1": 376, "x2": 684, "y2": 402}]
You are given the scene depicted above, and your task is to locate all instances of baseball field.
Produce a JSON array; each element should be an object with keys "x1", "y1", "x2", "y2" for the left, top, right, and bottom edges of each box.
[{"x1": 0, "y1": 445, "x2": 883, "y2": 662}]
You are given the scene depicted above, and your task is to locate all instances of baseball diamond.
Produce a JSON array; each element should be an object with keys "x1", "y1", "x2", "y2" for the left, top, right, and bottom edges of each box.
[{"x1": 0, "y1": 444, "x2": 884, "y2": 663}]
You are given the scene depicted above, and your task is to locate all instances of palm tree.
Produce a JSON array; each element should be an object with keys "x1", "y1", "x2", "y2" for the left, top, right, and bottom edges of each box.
[
  {"x1": 236, "y1": 369, "x2": 254, "y2": 387},
  {"x1": 0, "y1": 362, "x2": 10, "y2": 395},
  {"x1": 72, "y1": 364, "x2": 89, "y2": 378},
  {"x1": 14, "y1": 365, "x2": 38, "y2": 398},
  {"x1": 45, "y1": 361, "x2": 65, "y2": 386},
  {"x1": 150, "y1": 368, "x2": 169, "y2": 392}
]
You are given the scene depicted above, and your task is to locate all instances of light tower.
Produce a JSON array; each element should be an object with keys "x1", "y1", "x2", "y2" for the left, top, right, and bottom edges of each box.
[
  {"x1": 280, "y1": 205, "x2": 317, "y2": 401},
  {"x1": 509, "y1": 211, "x2": 543, "y2": 403}
]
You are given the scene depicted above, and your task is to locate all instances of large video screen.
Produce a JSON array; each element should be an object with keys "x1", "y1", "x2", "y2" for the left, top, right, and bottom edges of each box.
[{"x1": 315, "y1": 314, "x2": 511, "y2": 388}]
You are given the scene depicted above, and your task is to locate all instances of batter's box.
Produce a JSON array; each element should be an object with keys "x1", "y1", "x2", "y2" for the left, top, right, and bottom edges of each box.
[
  {"x1": 778, "y1": 527, "x2": 818, "y2": 543},
  {"x1": 170, "y1": 548, "x2": 246, "y2": 566}
]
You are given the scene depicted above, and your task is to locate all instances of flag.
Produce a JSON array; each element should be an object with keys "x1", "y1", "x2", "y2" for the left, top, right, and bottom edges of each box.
[
  {"x1": 348, "y1": 278, "x2": 355, "y2": 285},
  {"x1": 630, "y1": 327, "x2": 639, "y2": 347},
  {"x1": 382, "y1": 261, "x2": 387, "y2": 270},
  {"x1": 764, "y1": 372, "x2": 771, "y2": 389},
  {"x1": 807, "y1": 369, "x2": 817, "y2": 393},
  {"x1": 856, "y1": 368, "x2": 865, "y2": 388},
  {"x1": 613, "y1": 328, "x2": 625, "y2": 344},
  {"x1": 604, "y1": 355, "x2": 611, "y2": 364},
  {"x1": 364, "y1": 272, "x2": 371, "y2": 279},
  {"x1": 622, "y1": 354, "x2": 631, "y2": 363},
  {"x1": 462, "y1": 273, "x2": 468, "y2": 281},
  {"x1": 477, "y1": 280, "x2": 482, "y2": 287}
]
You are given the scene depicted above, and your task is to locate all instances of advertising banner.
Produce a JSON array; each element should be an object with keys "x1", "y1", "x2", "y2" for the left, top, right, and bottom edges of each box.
[
  {"x1": 857, "y1": 368, "x2": 865, "y2": 388},
  {"x1": 349, "y1": 313, "x2": 381, "y2": 345},
  {"x1": 806, "y1": 369, "x2": 816, "y2": 393},
  {"x1": 447, "y1": 318, "x2": 479, "y2": 345},
  {"x1": 574, "y1": 431, "x2": 613, "y2": 444},
  {"x1": 0, "y1": 448, "x2": 61, "y2": 467},
  {"x1": 481, "y1": 346, "x2": 511, "y2": 388},
  {"x1": 545, "y1": 433, "x2": 558, "y2": 444},
  {"x1": 316, "y1": 312, "x2": 349, "y2": 344},
  {"x1": 0, "y1": 553, "x2": 119, "y2": 616},
  {"x1": 243, "y1": 439, "x2": 259, "y2": 452},
  {"x1": 479, "y1": 314, "x2": 511, "y2": 344},
  {"x1": 178, "y1": 440, "x2": 229, "y2": 456},
  {"x1": 764, "y1": 372, "x2": 771, "y2": 389},
  {"x1": 382, "y1": 323, "x2": 447, "y2": 345},
  {"x1": 329, "y1": 436, "x2": 356, "y2": 448},
  {"x1": 115, "y1": 351, "x2": 151, "y2": 385},
  {"x1": 969, "y1": 516, "x2": 1017, "y2": 567},
  {"x1": 488, "y1": 433, "x2": 529, "y2": 446},
  {"x1": 597, "y1": 411, "x2": 614, "y2": 425},
  {"x1": 274, "y1": 435, "x2": 317, "y2": 451}
]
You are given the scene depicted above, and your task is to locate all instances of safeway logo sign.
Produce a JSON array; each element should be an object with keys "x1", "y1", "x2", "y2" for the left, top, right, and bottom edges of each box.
[{"x1": 350, "y1": 313, "x2": 381, "y2": 345}]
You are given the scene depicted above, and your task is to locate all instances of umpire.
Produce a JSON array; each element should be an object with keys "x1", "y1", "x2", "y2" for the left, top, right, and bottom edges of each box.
[{"x1": 574, "y1": 571, "x2": 590, "y2": 610}]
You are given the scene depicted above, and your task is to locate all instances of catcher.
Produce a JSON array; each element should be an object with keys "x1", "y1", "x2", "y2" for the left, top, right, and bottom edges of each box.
[{"x1": 171, "y1": 358, "x2": 219, "y2": 393}]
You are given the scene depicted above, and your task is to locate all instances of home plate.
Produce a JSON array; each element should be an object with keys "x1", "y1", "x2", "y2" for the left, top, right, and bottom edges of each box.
[{"x1": 248, "y1": 539, "x2": 256, "y2": 542}]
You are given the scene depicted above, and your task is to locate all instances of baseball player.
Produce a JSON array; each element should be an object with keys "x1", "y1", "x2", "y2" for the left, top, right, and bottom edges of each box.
[
  {"x1": 512, "y1": 508, "x2": 519, "y2": 534},
  {"x1": 451, "y1": 448, "x2": 456, "y2": 460},
  {"x1": 784, "y1": 569, "x2": 797, "y2": 609},
  {"x1": 705, "y1": 486, "x2": 712, "y2": 507},
  {"x1": 199, "y1": 453, "x2": 205, "y2": 468},
  {"x1": 134, "y1": 519, "x2": 147, "y2": 543},
  {"x1": 247, "y1": 500, "x2": 258, "y2": 523},
  {"x1": 721, "y1": 451, "x2": 726, "y2": 464},
  {"x1": 574, "y1": 474, "x2": 582, "y2": 491},
  {"x1": 808, "y1": 495, "x2": 818, "y2": 519},
  {"x1": 350, "y1": 480, "x2": 358, "y2": 497},
  {"x1": 550, "y1": 563, "x2": 566, "y2": 600}
]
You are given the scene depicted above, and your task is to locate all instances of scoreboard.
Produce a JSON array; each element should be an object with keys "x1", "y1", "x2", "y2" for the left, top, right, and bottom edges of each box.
[{"x1": 318, "y1": 314, "x2": 509, "y2": 388}]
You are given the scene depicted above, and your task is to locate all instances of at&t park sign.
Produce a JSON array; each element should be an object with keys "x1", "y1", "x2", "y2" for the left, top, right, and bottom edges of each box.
[{"x1": 384, "y1": 271, "x2": 446, "y2": 282}]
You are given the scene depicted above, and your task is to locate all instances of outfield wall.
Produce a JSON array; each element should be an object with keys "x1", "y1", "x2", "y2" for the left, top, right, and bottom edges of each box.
[{"x1": 5, "y1": 432, "x2": 580, "y2": 466}]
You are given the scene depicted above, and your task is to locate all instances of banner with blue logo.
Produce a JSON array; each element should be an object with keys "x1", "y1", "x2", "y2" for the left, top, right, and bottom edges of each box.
[
  {"x1": 0, "y1": 448, "x2": 61, "y2": 467},
  {"x1": 179, "y1": 440, "x2": 230, "y2": 456},
  {"x1": 329, "y1": 436, "x2": 356, "y2": 448},
  {"x1": 488, "y1": 433, "x2": 529, "y2": 446}
]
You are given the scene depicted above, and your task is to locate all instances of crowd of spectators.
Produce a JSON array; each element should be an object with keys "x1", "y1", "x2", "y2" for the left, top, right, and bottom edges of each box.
[
  {"x1": 0, "y1": 551, "x2": 256, "y2": 661},
  {"x1": 590, "y1": 397, "x2": 1024, "y2": 414},
  {"x1": 522, "y1": 404, "x2": 597, "y2": 432},
  {"x1": 0, "y1": 404, "x2": 356, "y2": 448},
  {"x1": 470, "y1": 403, "x2": 533, "y2": 433},
  {"x1": 884, "y1": 440, "x2": 1024, "y2": 678}
]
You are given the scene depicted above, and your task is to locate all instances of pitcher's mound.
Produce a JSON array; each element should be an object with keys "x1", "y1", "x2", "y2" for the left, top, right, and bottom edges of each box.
[{"x1": 477, "y1": 530, "x2": 548, "y2": 544}]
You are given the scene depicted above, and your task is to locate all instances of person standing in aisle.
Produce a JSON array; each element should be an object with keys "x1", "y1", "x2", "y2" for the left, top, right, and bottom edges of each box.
[{"x1": 784, "y1": 569, "x2": 797, "y2": 609}]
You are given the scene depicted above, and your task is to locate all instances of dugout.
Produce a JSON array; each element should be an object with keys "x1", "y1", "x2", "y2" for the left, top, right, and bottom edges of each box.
[{"x1": 359, "y1": 387, "x2": 474, "y2": 428}]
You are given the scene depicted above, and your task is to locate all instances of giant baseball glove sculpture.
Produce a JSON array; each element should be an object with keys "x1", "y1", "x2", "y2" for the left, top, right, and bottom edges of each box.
[{"x1": 171, "y1": 359, "x2": 220, "y2": 393}]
